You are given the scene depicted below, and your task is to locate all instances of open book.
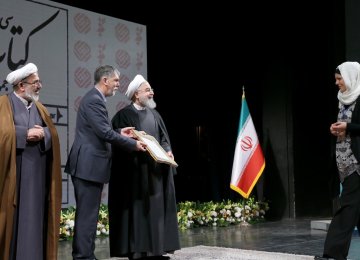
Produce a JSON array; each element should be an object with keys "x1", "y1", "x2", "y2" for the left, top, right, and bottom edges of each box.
[{"x1": 132, "y1": 129, "x2": 178, "y2": 167}]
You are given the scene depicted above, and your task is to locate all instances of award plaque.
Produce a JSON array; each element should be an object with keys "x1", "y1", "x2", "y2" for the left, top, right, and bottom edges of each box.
[{"x1": 132, "y1": 130, "x2": 178, "y2": 167}]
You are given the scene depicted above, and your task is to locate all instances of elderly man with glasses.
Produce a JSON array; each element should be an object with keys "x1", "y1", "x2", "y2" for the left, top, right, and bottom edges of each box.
[{"x1": 0, "y1": 62, "x2": 61, "y2": 260}]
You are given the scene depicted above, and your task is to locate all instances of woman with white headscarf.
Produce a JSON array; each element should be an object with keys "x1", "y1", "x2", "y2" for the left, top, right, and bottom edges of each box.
[{"x1": 317, "y1": 61, "x2": 360, "y2": 260}]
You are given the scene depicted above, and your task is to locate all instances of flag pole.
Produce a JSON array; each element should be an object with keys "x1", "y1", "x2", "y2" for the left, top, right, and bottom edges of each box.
[{"x1": 241, "y1": 85, "x2": 250, "y2": 226}]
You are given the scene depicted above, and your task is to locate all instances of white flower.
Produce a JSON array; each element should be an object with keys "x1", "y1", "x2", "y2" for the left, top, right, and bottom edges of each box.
[
  {"x1": 187, "y1": 212, "x2": 193, "y2": 218},
  {"x1": 96, "y1": 230, "x2": 101, "y2": 236},
  {"x1": 97, "y1": 223, "x2": 104, "y2": 228}
]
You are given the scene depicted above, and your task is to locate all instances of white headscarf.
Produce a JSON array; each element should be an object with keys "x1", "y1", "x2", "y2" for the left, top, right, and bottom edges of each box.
[
  {"x1": 337, "y1": 61, "x2": 360, "y2": 105},
  {"x1": 6, "y1": 63, "x2": 38, "y2": 85},
  {"x1": 125, "y1": 74, "x2": 147, "y2": 99}
]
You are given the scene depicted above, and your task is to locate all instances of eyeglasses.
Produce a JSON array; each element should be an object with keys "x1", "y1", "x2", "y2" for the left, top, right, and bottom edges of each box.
[
  {"x1": 137, "y1": 87, "x2": 154, "y2": 93},
  {"x1": 22, "y1": 80, "x2": 42, "y2": 86}
]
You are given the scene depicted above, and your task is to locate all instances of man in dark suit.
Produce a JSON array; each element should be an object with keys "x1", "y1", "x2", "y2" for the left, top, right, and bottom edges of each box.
[{"x1": 65, "y1": 65, "x2": 146, "y2": 260}]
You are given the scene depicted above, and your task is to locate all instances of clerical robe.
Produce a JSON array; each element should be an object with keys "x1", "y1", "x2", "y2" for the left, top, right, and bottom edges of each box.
[
  {"x1": 109, "y1": 104, "x2": 180, "y2": 259},
  {"x1": 0, "y1": 93, "x2": 61, "y2": 260}
]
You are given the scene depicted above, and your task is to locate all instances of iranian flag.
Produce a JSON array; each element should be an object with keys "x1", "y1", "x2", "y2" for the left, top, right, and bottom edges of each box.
[{"x1": 230, "y1": 92, "x2": 265, "y2": 199}]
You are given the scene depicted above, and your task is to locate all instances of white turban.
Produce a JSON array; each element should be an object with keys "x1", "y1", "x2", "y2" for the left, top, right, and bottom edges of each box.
[
  {"x1": 6, "y1": 63, "x2": 38, "y2": 85},
  {"x1": 125, "y1": 74, "x2": 147, "y2": 99}
]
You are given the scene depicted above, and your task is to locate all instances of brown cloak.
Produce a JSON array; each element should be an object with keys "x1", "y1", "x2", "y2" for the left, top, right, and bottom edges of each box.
[{"x1": 0, "y1": 95, "x2": 62, "y2": 260}]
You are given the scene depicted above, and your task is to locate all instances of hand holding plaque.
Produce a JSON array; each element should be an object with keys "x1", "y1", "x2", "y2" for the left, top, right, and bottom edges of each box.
[{"x1": 132, "y1": 129, "x2": 178, "y2": 167}]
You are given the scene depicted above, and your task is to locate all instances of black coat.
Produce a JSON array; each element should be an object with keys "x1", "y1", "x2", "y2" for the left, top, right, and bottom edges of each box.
[
  {"x1": 108, "y1": 104, "x2": 180, "y2": 258},
  {"x1": 329, "y1": 96, "x2": 360, "y2": 203},
  {"x1": 348, "y1": 96, "x2": 360, "y2": 162}
]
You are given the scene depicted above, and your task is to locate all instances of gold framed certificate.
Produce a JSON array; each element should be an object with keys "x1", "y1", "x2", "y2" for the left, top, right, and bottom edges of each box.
[{"x1": 132, "y1": 130, "x2": 178, "y2": 167}]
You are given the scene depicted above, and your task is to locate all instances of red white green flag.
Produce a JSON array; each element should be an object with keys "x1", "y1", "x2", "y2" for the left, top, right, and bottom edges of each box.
[{"x1": 230, "y1": 92, "x2": 265, "y2": 198}]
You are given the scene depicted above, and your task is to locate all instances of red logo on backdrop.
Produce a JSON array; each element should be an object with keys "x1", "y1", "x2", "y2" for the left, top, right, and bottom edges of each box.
[
  {"x1": 74, "y1": 41, "x2": 91, "y2": 62},
  {"x1": 115, "y1": 23, "x2": 129, "y2": 43},
  {"x1": 135, "y1": 26, "x2": 143, "y2": 45},
  {"x1": 98, "y1": 17, "x2": 105, "y2": 37},
  {"x1": 74, "y1": 67, "x2": 91, "y2": 88},
  {"x1": 241, "y1": 136, "x2": 253, "y2": 151},
  {"x1": 136, "y1": 52, "x2": 143, "y2": 71},
  {"x1": 119, "y1": 75, "x2": 130, "y2": 94},
  {"x1": 98, "y1": 44, "x2": 106, "y2": 64},
  {"x1": 115, "y1": 49, "x2": 130, "y2": 69},
  {"x1": 73, "y1": 13, "x2": 91, "y2": 34}
]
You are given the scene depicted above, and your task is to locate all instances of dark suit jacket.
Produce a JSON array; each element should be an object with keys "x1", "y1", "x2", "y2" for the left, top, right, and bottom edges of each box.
[{"x1": 65, "y1": 87, "x2": 137, "y2": 183}]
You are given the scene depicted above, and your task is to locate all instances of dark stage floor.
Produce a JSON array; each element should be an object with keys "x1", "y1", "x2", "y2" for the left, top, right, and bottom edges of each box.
[{"x1": 58, "y1": 218, "x2": 360, "y2": 259}]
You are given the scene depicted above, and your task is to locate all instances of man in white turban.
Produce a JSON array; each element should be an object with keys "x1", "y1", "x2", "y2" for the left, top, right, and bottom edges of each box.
[
  {"x1": 317, "y1": 61, "x2": 360, "y2": 260},
  {"x1": 6, "y1": 63, "x2": 42, "y2": 102},
  {"x1": 125, "y1": 74, "x2": 146, "y2": 99},
  {"x1": 109, "y1": 74, "x2": 180, "y2": 259},
  {"x1": 0, "y1": 63, "x2": 61, "y2": 260},
  {"x1": 125, "y1": 74, "x2": 157, "y2": 109},
  {"x1": 6, "y1": 62, "x2": 38, "y2": 84}
]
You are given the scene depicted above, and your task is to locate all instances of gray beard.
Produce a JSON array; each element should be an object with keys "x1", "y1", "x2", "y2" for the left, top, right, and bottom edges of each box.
[
  {"x1": 146, "y1": 98, "x2": 156, "y2": 109},
  {"x1": 25, "y1": 89, "x2": 39, "y2": 102},
  {"x1": 140, "y1": 96, "x2": 156, "y2": 109}
]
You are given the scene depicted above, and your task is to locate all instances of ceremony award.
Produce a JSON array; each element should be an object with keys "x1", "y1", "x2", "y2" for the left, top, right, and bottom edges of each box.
[{"x1": 132, "y1": 130, "x2": 178, "y2": 167}]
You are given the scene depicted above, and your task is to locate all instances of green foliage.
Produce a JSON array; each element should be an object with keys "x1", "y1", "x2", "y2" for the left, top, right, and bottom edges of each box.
[
  {"x1": 59, "y1": 204, "x2": 109, "y2": 241},
  {"x1": 59, "y1": 198, "x2": 269, "y2": 240},
  {"x1": 176, "y1": 197, "x2": 269, "y2": 230},
  {"x1": 59, "y1": 206, "x2": 75, "y2": 240}
]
